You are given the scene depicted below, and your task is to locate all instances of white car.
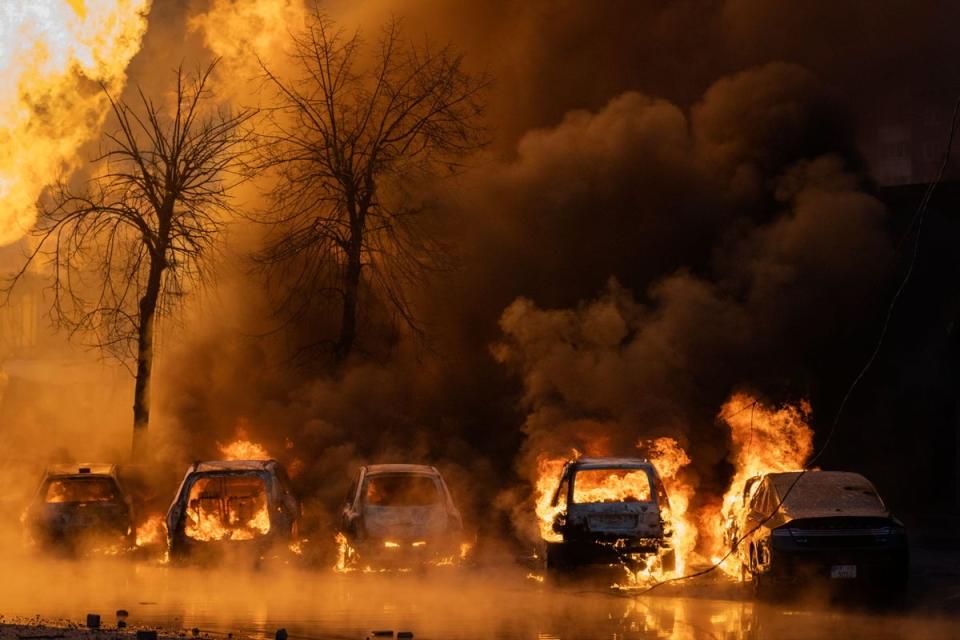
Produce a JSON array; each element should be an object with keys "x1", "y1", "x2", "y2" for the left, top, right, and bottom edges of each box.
[{"x1": 338, "y1": 464, "x2": 465, "y2": 568}]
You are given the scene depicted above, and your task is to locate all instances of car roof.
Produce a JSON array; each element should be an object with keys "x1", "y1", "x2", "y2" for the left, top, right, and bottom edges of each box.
[
  {"x1": 570, "y1": 457, "x2": 652, "y2": 470},
  {"x1": 45, "y1": 463, "x2": 117, "y2": 478},
  {"x1": 364, "y1": 463, "x2": 440, "y2": 476},
  {"x1": 765, "y1": 470, "x2": 869, "y2": 487},
  {"x1": 765, "y1": 470, "x2": 887, "y2": 516},
  {"x1": 191, "y1": 460, "x2": 279, "y2": 473}
]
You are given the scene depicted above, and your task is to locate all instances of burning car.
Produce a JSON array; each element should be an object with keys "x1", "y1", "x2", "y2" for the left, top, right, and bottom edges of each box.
[
  {"x1": 542, "y1": 457, "x2": 675, "y2": 575},
  {"x1": 23, "y1": 463, "x2": 134, "y2": 555},
  {"x1": 727, "y1": 470, "x2": 908, "y2": 594},
  {"x1": 337, "y1": 464, "x2": 466, "y2": 570},
  {"x1": 166, "y1": 459, "x2": 301, "y2": 561}
]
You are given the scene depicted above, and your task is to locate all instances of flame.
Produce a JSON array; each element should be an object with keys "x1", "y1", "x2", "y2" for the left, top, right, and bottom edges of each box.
[
  {"x1": 135, "y1": 514, "x2": 166, "y2": 547},
  {"x1": 533, "y1": 439, "x2": 694, "y2": 585},
  {"x1": 644, "y1": 437, "x2": 695, "y2": 577},
  {"x1": 333, "y1": 532, "x2": 352, "y2": 573},
  {"x1": 183, "y1": 472, "x2": 272, "y2": 542},
  {"x1": 711, "y1": 393, "x2": 814, "y2": 575},
  {"x1": 0, "y1": 0, "x2": 150, "y2": 245},
  {"x1": 219, "y1": 439, "x2": 271, "y2": 461},
  {"x1": 185, "y1": 500, "x2": 271, "y2": 542},
  {"x1": 534, "y1": 454, "x2": 571, "y2": 543},
  {"x1": 531, "y1": 395, "x2": 814, "y2": 586},
  {"x1": 572, "y1": 470, "x2": 653, "y2": 504}
]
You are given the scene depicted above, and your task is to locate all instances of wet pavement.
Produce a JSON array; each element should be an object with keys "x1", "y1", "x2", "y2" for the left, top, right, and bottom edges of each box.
[{"x1": 1, "y1": 547, "x2": 959, "y2": 640}]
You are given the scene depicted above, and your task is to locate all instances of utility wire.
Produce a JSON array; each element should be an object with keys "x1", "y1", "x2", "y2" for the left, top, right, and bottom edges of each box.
[{"x1": 625, "y1": 94, "x2": 960, "y2": 597}]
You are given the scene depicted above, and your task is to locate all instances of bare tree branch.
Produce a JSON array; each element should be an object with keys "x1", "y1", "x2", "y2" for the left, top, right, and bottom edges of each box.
[
  {"x1": 1, "y1": 61, "x2": 255, "y2": 457},
  {"x1": 254, "y1": 6, "x2": 489, "y2": 363}
]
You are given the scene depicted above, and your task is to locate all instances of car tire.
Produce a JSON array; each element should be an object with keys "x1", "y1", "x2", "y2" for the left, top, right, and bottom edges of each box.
[
  {"x1": 545, "y1": 542, "x2": 568, "y2": 573},
  {"x1": 750, "y1": 547, "x2": 768, "y2": 599}
]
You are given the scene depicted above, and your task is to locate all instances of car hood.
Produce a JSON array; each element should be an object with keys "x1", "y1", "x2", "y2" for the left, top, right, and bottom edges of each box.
[
  {"x1": 362, "y1": 504, "x2": 450, "y2": 539},
  {"x1": 781, "y1": 505, "x2": 890, "y2": 522},
  {"x1": 34, "y1": 502, "x2": 128, "y2": 528}
]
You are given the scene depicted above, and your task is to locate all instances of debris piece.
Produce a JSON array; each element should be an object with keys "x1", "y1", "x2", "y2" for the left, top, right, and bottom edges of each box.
[
  {"x1": 136, "y1": 631, "x2": 158, "y2": 640},
  {"x1": 85, "y1": 615, "x2": 100, "y2": 630},
  {"x1": 275, "y1": 629, "x2": 287, "y2": 640},
  {"x1": 369, "y1": 632, "x2": 394, "y2": 638},
  {"x1": 397, "y1": 633, "x2": 414, "y2": 639}
]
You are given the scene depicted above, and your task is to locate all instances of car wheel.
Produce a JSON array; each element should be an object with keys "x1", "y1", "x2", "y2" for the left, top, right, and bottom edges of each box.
[
  {"x1": 545, "y1": 542, "x2": 565, "y2": 572},
  {"x1": 750, "y1": 547, "x2": 767, "y2": 599}
]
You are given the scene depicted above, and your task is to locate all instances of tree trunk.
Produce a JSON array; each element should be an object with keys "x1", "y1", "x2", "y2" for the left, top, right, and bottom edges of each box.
[
  {"x1": 336, "y1": 202, "x2": 364, "y2": 362},
  {"x1": 131, "y1": 251, "x2": 164, "y2": 460},
  {"x1": 336, "y1": 236, "x2": 362, "y2": 362}
]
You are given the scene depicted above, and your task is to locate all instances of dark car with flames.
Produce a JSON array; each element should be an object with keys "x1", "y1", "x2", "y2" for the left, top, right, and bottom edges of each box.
[
  {"x1": 166, "y1": 459, "x2": 301, "y2": 561},
  {"x1": 543, "y1": 457, "x2": 675, "y2": 574},
  {"x1": 338, "y1": 464, "x2": 466, "y2": 569},
  {"x1": 727, "y1": 470, "x2": 908, "y2": 594},
  {"x1": 23, "y1": 463, "x2": 134, "y2": 555}
]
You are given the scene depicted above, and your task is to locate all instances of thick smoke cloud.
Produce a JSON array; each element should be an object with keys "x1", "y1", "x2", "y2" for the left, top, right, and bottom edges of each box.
[
  {"x1": 145, "y1": 54, "x2": 891, "y2": 548},
  {"x1": 479, "y1": 65, "x2": 890, "y2": 534},
  {"x1": 6, "y1": 0, "x2": 940, "y2": 548}
]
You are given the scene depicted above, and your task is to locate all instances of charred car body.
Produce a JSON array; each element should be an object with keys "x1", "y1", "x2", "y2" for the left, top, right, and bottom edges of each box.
[
  {"x1": 544, "y1": 457, "x2": 675, "y2": 573},
  {"x1": 23, "y1": 463, "x2": 134, "y2": 555},
  {"x1": 166, "y1": 460, "x2": 300, "y2": 561},
  {"x1": 339, "y1": 464, "x2": 465, "y2": 569},
  {"x1": 728, "y1": 470, "x2": 908, "y2": 593}
]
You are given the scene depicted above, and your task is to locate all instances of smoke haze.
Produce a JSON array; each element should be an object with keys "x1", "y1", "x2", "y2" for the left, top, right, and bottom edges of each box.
[{"x1": 2, "y1": 0, "x2": 952, "y2": 551}]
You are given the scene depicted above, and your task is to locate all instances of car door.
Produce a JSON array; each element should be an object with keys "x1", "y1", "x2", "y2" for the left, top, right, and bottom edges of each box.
[
  {"x1": 745, "y1": 479, "x2": 775, "y2": 571},
  {"x1": 339, "y1": 468, "x2": 363, "y2": 535}
]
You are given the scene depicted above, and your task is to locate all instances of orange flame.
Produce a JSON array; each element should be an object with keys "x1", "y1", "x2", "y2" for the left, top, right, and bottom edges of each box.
[
  {"x1": 710, "y1": 393, "x2": 814, "y2": 573},
  {"x1": 533, "y1": 438, "x2": 694, "y2": 583},
  {"x1": 0, "y1": 0, "x2": 150, "y2": 245},
  {"x1": 534, "y1": 453, "x2": 574, "y2": 543},
  {"x1": 183, "y1": 470, "x2": 272, "y2": 542},
  {"x1": 185, "y1": 500, "x2": 271, "y2": 542},
  {"x1": 644, "y1": 437, "x2": 695, "y2": 577},
  {"x1": 135, "y1": 514, "x2": 166, "y2": 547},
  {"x1": 219, "y1": 439, "x2": 271, "y2": 461}
]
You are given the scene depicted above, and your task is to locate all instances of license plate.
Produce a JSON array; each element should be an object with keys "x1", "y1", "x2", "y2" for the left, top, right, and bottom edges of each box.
[
  {"x1": 830, "y1": 564, "x2": 857, "y2": 579},
  {"x1": 591, "y1": 514, "x2": 636, "y2": 529}
]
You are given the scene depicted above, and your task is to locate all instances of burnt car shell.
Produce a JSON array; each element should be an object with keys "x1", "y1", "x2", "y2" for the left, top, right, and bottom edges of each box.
[
  {"x1": 339, "y1": 464, "x2": 464, "y2": 567},
  {"x1": 546, "y1": 457, "x2": 674, "y2": 571},
  {"x1": 732, "y1": 470, "x2": 908, "y2": 593},
  {"x1": 24, "y1": 463, "x2": 133, "y2": 553},
  {"x1": 166, "y1": 459, "x2": 300, "y2": 561}
]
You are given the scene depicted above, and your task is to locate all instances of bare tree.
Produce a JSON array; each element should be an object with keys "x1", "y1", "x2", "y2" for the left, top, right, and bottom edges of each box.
[
  {"x1": 256, "y1": 8, "x2": 488, "y2": 362},
  {"x1": 2, "y1": 63, "x2": 253, "y2": 458}
]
